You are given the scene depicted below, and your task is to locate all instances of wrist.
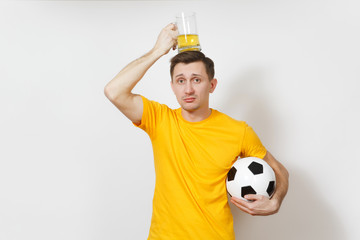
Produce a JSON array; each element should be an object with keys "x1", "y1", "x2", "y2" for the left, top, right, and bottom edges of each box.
[
  {"x1": 270, "y1": 196, "x2": 281, "y2": 212},
  {"x1": 150, "y1": 45, "x2": 168, "y2": 58}
]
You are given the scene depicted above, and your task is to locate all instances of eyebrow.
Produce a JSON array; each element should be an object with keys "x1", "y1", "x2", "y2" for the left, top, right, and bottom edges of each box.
[{"x1": 175, "y1": 73, "x2": 203, "y2": 78}]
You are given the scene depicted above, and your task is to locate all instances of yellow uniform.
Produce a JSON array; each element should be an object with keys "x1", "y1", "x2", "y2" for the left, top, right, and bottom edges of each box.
[{"x1": 134, "y1": 96, "x2": 267, "y2": 240}]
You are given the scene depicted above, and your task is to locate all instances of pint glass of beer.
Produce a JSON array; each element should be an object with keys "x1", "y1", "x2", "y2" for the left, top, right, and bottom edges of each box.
[{"x1": 175, "y1": 12, "x2": 201, "y2": 53}]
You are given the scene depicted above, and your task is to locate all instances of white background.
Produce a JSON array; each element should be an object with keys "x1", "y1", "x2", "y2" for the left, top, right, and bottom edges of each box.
[{"x1": 1, "y1": 0, "x2": 359, "y2": 239}]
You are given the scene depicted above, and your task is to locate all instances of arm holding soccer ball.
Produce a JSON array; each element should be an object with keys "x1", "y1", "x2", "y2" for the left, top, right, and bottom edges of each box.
[
  {"x1": 104, "y1": 23, "x2": 178, "y2": 124},
  {"x1": 231, "y1": 152, "x2": 289, "y2": 216}
]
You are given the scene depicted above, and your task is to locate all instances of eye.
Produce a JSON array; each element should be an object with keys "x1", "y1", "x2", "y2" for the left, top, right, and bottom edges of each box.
[
  {"x1": 177, "y1": 79, "x2": 185, "y2": 84},
  {"x1": 194, "y1": 78, "x2": 201, "y2": 83}
]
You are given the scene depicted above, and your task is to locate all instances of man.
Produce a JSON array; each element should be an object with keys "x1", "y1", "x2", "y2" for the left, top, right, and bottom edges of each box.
[{"x1": 104, "y1": 23, "x2": 289, "y2": 240}]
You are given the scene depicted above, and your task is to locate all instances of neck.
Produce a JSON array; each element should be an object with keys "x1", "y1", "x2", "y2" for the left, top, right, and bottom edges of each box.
[{"x1": 181, "y1": 107, "x2": 212, "y2": 122}]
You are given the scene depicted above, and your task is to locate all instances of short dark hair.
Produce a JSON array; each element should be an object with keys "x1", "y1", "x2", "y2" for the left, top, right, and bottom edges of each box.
[{"x1": 170, "y1": 51, "x2": 215, "y2": 80}]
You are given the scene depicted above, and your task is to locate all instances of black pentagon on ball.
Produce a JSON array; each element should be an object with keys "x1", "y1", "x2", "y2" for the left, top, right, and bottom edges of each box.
[
  {"x1": 267, "y1": 181, "x2": 275, "y2": 196},
  {"x1": 241, "y1": 186, "x2": 257, "y2": 198},
  {"x1": 248, "y1": 161, "x2": 263, "y2": 175},
  {"x1": 227, "y1": 166, "x2": 237, "y2": 181}
]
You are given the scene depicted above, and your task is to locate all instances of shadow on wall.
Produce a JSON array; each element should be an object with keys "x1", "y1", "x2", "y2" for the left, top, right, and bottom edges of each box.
[
  {"x1": 221, "y1": 69, "x2": 345, "y2": 239},
  {"x1": 229, "y1": 169, "x2": 345, "y2": 240}
]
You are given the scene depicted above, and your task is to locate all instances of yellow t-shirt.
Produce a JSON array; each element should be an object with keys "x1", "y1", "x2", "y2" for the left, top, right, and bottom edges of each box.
[{"x1": 135, "y1": 96, "x2": 267, "y2": 240}]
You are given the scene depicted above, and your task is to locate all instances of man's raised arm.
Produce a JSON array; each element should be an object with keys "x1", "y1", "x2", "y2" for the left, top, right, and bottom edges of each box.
[{"x1": 104, "y1": 23, "x2": 178, "y2": 124}]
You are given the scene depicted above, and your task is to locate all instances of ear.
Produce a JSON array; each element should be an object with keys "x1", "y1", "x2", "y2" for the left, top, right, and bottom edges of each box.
[
  {"x1": 209, "y1": 78, "x2": 218, "y2": 93},
  {"x1": 170, "y1": 80, "x2": 175, "y2": 94}
]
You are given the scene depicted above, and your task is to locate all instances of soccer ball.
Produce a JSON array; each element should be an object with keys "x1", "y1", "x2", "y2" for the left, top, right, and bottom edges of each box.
[{"x1": 226, "y1": 157, "x2": 276, "y2": 200}]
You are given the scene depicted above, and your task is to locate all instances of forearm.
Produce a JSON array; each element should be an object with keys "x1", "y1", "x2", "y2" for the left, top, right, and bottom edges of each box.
[
  {"x1": 265, "y1": 152, "x2": 289, "y2": 209},
  {"x1": 271, "y1": 163, "x2": 289, "y2": 209}
]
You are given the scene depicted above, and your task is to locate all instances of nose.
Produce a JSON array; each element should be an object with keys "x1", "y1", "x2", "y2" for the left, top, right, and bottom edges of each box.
[{"x1": 185, "y1": 81, "x2": 195, "y2": 95}]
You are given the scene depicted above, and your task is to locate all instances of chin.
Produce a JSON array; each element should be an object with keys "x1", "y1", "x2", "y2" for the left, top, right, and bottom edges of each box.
[{"x1": 181, "y1": 104, "x2": 200, "y2": 112}]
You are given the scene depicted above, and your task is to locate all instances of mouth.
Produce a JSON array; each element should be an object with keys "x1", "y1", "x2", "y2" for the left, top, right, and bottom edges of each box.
[{"x1": 183, "y1": 97, "x2": 196, "y2": 103}]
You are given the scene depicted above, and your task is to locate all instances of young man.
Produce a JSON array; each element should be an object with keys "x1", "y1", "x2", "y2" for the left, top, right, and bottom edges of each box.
[{"x1": 104, "y1": 23, "x2": 289, "y2": 240}]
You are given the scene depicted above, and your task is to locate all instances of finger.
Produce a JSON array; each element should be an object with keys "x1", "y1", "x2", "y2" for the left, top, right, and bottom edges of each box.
[
  {"x1": 244, "y1": 194, "x2": 260, "y2": 201},
  {"x1": 231, "y1": 197, "x2": 251, "y2": 208},
  {"x1": 230, "y1": 198, "x2": 255, "y2": 216},
  {"x1": 168, "y1": 24, "x2": 179, "y2": 36},
  {"x1": 231, "y1": 196, "x2": 244, "y2": 204},
  {"x1": 231, "y1": 198, "x2": 246, "y2": 209},
  {"x1": 166, "y1": 23, "x2": 176, "y2": 30},
  {"x1": 232, "y1": 196, "x2": 254, "y2": 204},
  {"x1": 172, "y1": 36, "x2": 178, "y2": 50}
]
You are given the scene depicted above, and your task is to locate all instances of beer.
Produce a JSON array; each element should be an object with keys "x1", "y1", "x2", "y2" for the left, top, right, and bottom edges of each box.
[{"x1": 177, "y1": 34, "x2": 201, "y2": 52}]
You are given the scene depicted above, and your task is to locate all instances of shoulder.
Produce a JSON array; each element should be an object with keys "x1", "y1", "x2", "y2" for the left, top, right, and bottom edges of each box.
[
  {"x1": 212, "y1": 109, "x2": 247, "y2": 127},
  {"x1": 141, "y1": 96, "x2": 176, "y2": 122},
  {"x1": 142, "y1": 96, "x2": 173, "y2": 112},
  {"x1": 135, "y1": 96, "x2": 175, "y2": 134}
]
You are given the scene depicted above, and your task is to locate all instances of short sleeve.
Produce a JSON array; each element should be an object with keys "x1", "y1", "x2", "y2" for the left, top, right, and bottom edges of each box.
[
  {"x1": 132, "y1": 95, "x2": 166, "y2": 138},
  {"x1": 240, "y1": 124, "x2": 267, "y2": 159}
]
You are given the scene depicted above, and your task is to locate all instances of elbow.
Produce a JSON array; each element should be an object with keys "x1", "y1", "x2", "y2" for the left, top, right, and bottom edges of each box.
[
  {"x1": 279, "y1": 161, "x2": 290, "y2": 182},
  {"x1": 104, "y1": 83, "x2": 129, "y2": 110},
  {"x1": 104, "y1": 83, "x2": 117, "y2": 102},
  {"x1": 284, "y1": 167, "x2": 290, "y2": 182},
  {"x1": 280, "y1": 164, "x2": 290, "y2": 191},
  {"x1": 282, "y1": 160, "x2": 290, "y2": 180},
  {"x1": 104, "y1": 84, "x2": 111, "y2": 99}
]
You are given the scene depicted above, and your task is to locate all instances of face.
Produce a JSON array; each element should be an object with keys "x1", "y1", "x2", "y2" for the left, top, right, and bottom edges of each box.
[{"x1": 171, "y1": 61, "x2": 217, "y2": 113}]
